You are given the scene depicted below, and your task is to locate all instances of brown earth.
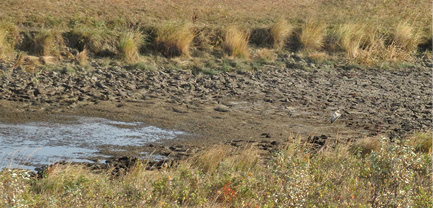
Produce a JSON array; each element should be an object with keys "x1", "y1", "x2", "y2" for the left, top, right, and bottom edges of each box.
[{"x1": 0, "y1": 57, "x2": 431, "y2": 166}]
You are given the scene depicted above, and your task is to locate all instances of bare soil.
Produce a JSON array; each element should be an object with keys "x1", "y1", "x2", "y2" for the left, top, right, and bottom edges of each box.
[{"x1": 0, "y1": 59, "x2": 431, "y2": 163}]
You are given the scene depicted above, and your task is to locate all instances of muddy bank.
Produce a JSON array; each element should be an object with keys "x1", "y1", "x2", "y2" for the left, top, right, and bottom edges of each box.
[{"x1": 0, "y1": 58, "x2": 431, "y2": 164}]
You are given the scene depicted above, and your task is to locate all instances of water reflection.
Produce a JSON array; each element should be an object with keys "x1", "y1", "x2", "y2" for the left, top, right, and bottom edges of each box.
[{"x1": 0, "y1": 116, "x2": 185, "y2": 170}]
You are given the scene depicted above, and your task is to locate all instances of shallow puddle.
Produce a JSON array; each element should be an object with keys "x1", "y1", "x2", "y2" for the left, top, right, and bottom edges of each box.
[{"x1": 0, "y1": 116, "x2": 186, "y2": 170}]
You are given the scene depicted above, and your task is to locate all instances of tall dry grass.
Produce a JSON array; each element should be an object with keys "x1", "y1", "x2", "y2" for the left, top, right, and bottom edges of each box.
[
  {"x1": 300, "y1": 20, "x2": 326, "y2": 51},
  {"x1": 191, "y1": 145, "x2": 229, "y2": 174},
  {"x1": 0, "y1": 0, "x2": 430, "y2": 66},
  {"x1": 156, "y1": 23, "x2": 195, "y2": 57},
  {"x1": 119, "y1": 31, "x2": 144, "y2": 63},
  {"x1": 222, "y1": 26, "x2": 250, "y2": 58},
  {"x1": 34, "y1": 29, "x2": 65, "y2": 57},
  {"x1": 336, "y1": 24, "x2": 367, "y2": 58},
  {"x1": 408, "y1": 131, "x2": 432, "y2": 153},
  {"x1": 0, "y1": 29, "x2": 12, "y2": 60},
  {"x1": 270, "y1": 19, "x2": 293, "y2": 49},
  {"x1": 392, "y1": 22, "x2": 420, "y2": 54},
  {"x1": 0, "y1": 22, "x2": 19, "y2": 60},
  {"x1": 0, "y1": 133, "x2": 431, "y2": 207}
]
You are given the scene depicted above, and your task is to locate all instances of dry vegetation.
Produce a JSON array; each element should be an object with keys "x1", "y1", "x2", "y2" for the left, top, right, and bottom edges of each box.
[
  {"x1": 270, "y1": 19, "x2": 293, "y2": 49},
  {"x1": 223, "y1": 26, "x2": 250, "y2": 59},
  {"x1": 156, "y1": 23, "x2": 195, "y2": 57},
  {"x1": 0, "y1": 0, "x2": 430, "y2": 68},
  {"x1": 300, "y1": 20, "x2": 326, "y2": 52},
  {"x1": 1, "y1": 133, "x2": 431, "y2": 207},
  {"x1": 119, "y1": 31, "x2": 144, "y2": 63}
]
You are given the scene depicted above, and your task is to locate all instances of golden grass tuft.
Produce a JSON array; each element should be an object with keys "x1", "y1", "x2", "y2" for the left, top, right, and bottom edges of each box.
[
  {"x1": 156, "y1": 23, "x2": 195, "y2": 57},
  {"x1": 119, "y1": 31, "x2": 143, "y2": 63},
  {"x1": 34, "y1": 29, "x2": 65, "y2": 57},
  {"x1": 33, "y1": 163, "x2": 110, "y2": 197},
  {"x1": 223, "y1": 146, "x2": 260, "y2": 172},
  {"x1": 337, "y1": 24, "x2": 367, "y2": 58},
  {"x1": 354, "y1": 23, "x2": 422, "y2": 65},
  {"x1": 75, "y1": 48, "x2": 88, "y2": 65},
  {"x1": 191, "y1": 145, "x2": 230, "y2": 174},
  {"x1": 408, "y1": 132, "x2": 432, "y2": 153},
  {"x1": 223, "y1": 26, "x2": 250, "y2": 59},
  {"x1": 0, "y1": 22, "x2": 19, "y2": 60},
  {"x1": 270, "y1": 19, "x2": 293, "y2": 49},
  {"x1": 392, "y1": 22, "x2": 420, "y2": 54},
  {"x1": 300, "y1": 20, "x2": 326, "y2": 51},
  {"x1": 350, "y1": 137, "x2": 380, "y2": 155},
  {"x1": 0, "y1": 29, "x2": 12, "y2": 60},
  {"x1": 355, "y1": 28, "x2": 388, "y2": 65}
]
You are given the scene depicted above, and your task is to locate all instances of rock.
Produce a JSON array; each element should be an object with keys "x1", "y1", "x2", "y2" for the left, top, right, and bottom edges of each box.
[
  {"x1": 261, "y1": 133, "x2": 271, "y2": 138},
  {"x1": 214, "y1": 106, "x2": 230, "y2": 112}
]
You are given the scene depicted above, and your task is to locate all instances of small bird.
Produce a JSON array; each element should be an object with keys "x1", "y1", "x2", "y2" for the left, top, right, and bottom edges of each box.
[{"x1": 330, "y1": 109, "x2": 341, "y2": 123}]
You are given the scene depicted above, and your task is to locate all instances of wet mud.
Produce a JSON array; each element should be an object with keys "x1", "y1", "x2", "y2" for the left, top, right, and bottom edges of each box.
[{"x1": 0, "y1": 58, "x2": 431, "y2": 171}]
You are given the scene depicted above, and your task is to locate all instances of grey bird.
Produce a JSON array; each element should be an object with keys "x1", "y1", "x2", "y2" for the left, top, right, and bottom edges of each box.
[{"x1": 330, "y1": 109, "x2": 341, "y2": 123}]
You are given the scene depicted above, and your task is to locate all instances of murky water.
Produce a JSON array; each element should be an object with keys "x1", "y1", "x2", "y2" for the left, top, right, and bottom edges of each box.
[{"x1": 0, "y1": 116, "x2": 186, "y2": 170}]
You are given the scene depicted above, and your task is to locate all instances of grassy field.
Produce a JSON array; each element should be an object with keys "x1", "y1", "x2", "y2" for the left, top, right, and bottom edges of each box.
[
  {"x1": 1, "y1": 132, "x2": 431, "y2": 207},
  {"x1": 0, "y1": 0, "x2": 431, "y2": 70}
]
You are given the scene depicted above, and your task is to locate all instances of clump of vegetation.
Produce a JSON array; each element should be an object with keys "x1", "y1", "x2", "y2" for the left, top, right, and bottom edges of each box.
[
  {"x1": 0, "y1": 0, "x2": 430, "y2": 67},
  {"x1": 392, "y1": 22, "x2": 420, "y2": 54},
  {"x1": 223, "y1": 26, "x2": 250, "y2": 59},
  {"x1": 270, "y1": 19, "x2": 293, "y2": 49},
  {"x1": 350, "y1": 136, "x2": 381, "y2": 155},
  {"x1": 355, "y1": 28, "x2": 388, "y2": 65},
  {"x1": 0, "y1": 133, "x2": 430, "y2": 207},
  {"x1": 75, "y1": 48, "x2": 88, "y2": 65},
  {"x1": 336, "y1": 23, "x2": 367, "y2": 58},
  {"x1": 156, "y1": 23, "x2": 195, "y2": 57},
  {"x1": 300, "y1": 20, "x2": 326, "y2": 52},
  {"x1": 71, "y1": 26, "x2": 119, "y2": 56},
  {"x1": 119, "y1": 31, "x2": 144, "y2": 63},
  {"x1": 34, "y1": 29, "x2": 65, "y2": 57},
  {"x1": 0, "y1": 22, "x2": 19, "y2": 60},
  {"x1": 408, "y1": 131, "x2": 432, "y2": 153}
]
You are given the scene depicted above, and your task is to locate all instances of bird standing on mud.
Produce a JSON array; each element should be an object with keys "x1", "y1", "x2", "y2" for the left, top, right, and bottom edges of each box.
[{"x1": 330, "y1": 109, "x2": 341, "y2": 123}]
